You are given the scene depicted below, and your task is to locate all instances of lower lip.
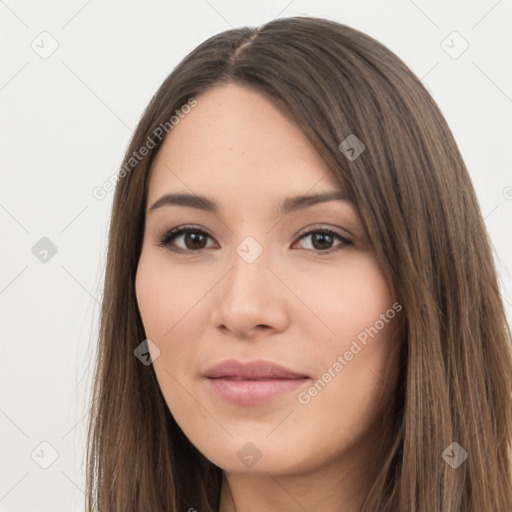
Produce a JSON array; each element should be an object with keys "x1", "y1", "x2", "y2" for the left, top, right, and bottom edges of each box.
[{"x1": 206, "y1": 377, "x2": 309, "y2": 405}]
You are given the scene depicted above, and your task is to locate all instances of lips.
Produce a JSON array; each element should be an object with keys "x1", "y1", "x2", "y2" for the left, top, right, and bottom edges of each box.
[
  {"x1": 203, "y1": 359, "x2": 309, "y2": 380},
  {"x1": 203, "y1": 359, "x2": 310, "y2": 405}
]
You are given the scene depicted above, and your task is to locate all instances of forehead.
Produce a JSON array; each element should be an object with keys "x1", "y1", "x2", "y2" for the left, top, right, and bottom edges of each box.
[
  {"x1": 147, "y1": 83, "x2": 342, "y2": 206},
  {"x1": 148, "y1": 84, "x2": 340, "y2": 220}
]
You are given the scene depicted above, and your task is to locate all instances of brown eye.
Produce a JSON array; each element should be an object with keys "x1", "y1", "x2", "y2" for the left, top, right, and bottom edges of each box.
[
  {"x1": 294, "y1": 228, "x2": 353, "y2": 253},
  {"x1": 157, "y1": 227, "x2": 216, "y2": 253},
  {"x1": 182, "y1": 231, "x2": 208, "y2": 250}
]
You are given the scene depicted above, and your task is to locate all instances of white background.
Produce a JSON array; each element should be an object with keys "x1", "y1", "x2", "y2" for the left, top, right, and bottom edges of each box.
[{"x1": 1, "y1": 1, "x2": 511, "y2": 510}]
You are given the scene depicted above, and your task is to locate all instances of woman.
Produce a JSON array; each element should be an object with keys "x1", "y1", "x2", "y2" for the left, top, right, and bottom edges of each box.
[{"x1": 85, "y1": 16, "x2": 512, "y2": 512}]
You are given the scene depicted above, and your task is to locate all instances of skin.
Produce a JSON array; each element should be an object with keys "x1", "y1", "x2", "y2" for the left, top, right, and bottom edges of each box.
[{"x1": 135, "y1": 83, "x2": 402, "y2": 512}]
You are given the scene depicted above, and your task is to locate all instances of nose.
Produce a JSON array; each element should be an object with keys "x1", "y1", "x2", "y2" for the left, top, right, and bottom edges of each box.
[{"x1": 210, "y1": 241, "x2": 289, "y2": 339}]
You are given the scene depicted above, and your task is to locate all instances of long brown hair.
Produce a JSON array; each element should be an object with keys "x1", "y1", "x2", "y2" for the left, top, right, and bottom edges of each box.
[{"x1": 85, "y1": 16, "x2": 512, "y2": 511}]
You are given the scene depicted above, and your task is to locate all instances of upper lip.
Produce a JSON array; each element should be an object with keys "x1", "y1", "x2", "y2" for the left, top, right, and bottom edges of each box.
[{"x1": 203, "y1": 359, "x2": 309, "y2": 380}]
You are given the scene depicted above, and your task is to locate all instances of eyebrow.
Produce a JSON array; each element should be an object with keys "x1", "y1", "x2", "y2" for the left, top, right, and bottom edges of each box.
[{"x1": 147, "y1": 190, "x2": 353, "y2": 216}]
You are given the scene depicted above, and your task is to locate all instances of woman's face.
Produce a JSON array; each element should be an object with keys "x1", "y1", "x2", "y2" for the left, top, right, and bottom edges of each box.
[{"x1": 135, "y1": 83, "x2": 401, "y2": 476}]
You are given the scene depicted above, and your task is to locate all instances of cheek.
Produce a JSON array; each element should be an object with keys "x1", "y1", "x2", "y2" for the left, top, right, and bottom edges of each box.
[
  {"x1": 135, "y1": 256, "x2": 166, "y2": 336},
  {"x1": 298, "y1": 314, "x2": 400, "y2": 460},
  {"x1": 135, "y1": 253, "x2": 215, "y2": 389},
  {"x1": 135, "y1": 253, "x2": 205, "y2": 338},
  {"x1": 300, "y1": 256, "x2": 400, "y2": 407},
  {"x1": 300, "y1": 254, "x2": 395, "y2": 345},
  {"x1": 135, "y1": 254, "x2": 205, "y2": 408}
]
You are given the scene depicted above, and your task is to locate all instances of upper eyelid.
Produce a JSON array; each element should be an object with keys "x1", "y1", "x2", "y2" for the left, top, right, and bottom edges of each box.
[{"x1": 162, "y1": 224, "x2": 349, "y2": 237}]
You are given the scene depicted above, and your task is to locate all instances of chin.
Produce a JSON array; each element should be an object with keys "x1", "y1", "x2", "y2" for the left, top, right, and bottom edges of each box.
[{"x1": 194, "y1": 436, "x2": 309, "y2": 476}]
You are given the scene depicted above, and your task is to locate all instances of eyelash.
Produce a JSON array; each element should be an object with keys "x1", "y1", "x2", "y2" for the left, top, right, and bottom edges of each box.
[{"x1": 156, "y1": 225, "x2": 353, "y2": 255}]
